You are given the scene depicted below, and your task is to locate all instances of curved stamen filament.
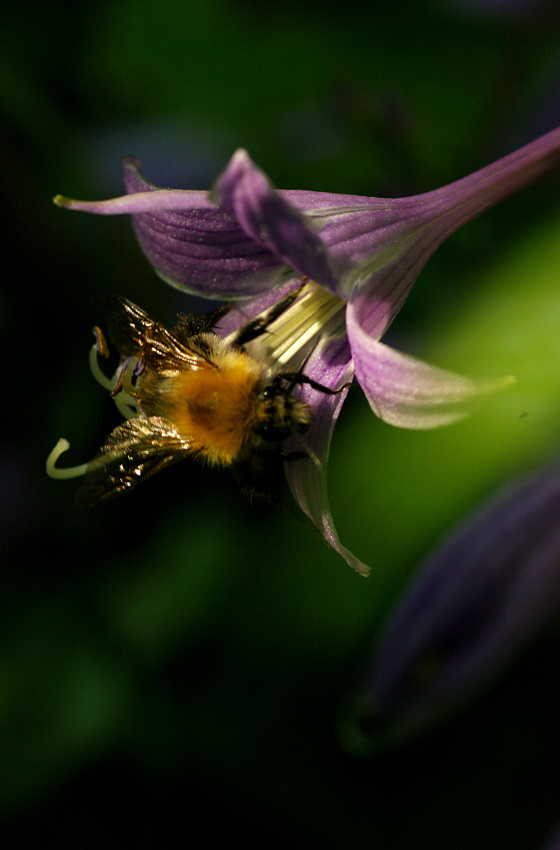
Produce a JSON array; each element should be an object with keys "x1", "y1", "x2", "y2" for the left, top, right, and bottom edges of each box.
[
  {"x1": 111, "y1": 357, "x2": 141, "y2": 419},
  {"x1": 114, "y1": 395, "x2": 140, "y2": 419},
  {"x1": 89, "y1": 329, "x2": 141, "y2": 418},
  {"x1": 89, "y1": 343, "x2": 114, "y2": 390},
  {"x1": 46, "y1": 438, "x2": 88, "y2": 479}
]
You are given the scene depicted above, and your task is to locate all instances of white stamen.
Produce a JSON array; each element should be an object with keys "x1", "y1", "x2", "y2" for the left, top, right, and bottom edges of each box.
[
  {"x1": 114, "y1": 395, "x2": 140, "y2": 419},
  {"x1": 111, "y1": 357, "x2": 141, "y2": 419},
  {"x1": 89, "y1": 343, "x2": 114, "y2": 390},
  {"x1": 46, "y1": 438, "x2": 88, "y2": 479},
  {"x1": 258, "y1": 283, "x2": 346, "y2": 368},
  {"x1": 89, "y1": 333, "x2": 141, "y2": 417}
]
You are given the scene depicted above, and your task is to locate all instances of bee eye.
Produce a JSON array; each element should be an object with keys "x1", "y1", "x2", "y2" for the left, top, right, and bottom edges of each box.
[{"x1": 260, "y1": 385, "x2": 282, "y2": 401}]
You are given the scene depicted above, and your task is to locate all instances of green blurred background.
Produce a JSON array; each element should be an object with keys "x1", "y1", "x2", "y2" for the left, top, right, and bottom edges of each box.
[{"x1": 3, "y1": 0, "x2": 560, "y2": 847}]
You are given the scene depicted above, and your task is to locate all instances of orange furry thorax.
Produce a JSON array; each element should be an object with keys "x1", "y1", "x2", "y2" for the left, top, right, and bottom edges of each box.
[{"x1": 159, "y1": 349, "x2": 264, "y2": 466}]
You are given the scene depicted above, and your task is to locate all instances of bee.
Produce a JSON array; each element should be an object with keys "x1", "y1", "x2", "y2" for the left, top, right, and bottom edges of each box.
[{"x1": 75, "y1": 288, "x2": 344, "y2": 506}]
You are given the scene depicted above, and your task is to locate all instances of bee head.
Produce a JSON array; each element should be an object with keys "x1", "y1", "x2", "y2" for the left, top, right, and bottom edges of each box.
[{"x1": 256, "y1": 385, "x2": 313, "y2": 442}]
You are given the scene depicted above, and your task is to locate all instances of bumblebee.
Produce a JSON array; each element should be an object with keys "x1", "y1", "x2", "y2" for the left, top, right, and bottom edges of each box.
[{"x1": 70, "y1": 287, "x2": 344, "y2": 506}]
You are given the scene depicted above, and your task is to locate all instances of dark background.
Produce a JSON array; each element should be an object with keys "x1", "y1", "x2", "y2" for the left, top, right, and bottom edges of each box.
[{"x1": 3, "y1": 1, "x2": 560, "y2": 847}]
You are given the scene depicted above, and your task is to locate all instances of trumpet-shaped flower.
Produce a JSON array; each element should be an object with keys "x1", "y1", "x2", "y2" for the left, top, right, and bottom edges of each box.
[
  {"x1": 341, "y1": 464, "x2": 560, "y2": 751},
  {"x1": 50, "y1": 127, "x2": 560, "y2": 574}
]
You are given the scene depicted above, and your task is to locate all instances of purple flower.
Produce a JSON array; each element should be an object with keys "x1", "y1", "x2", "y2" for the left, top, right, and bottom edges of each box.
[
  {"x1": 342, "y1": 465, "x2": 560, "y2": 751},
  {"x1": 52, "y1": 127, "x2": 560, "y2": 575}
]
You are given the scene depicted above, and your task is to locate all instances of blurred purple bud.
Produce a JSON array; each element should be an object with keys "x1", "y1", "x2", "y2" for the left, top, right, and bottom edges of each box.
[{"x1": 342, "y1": 465, "x2": 560, "y2": 752}]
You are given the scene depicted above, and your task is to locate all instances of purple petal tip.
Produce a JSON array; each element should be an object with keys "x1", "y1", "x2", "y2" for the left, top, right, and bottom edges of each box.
[{"x1": 122, "y1": 154, "x2": 143, "y2": 172}]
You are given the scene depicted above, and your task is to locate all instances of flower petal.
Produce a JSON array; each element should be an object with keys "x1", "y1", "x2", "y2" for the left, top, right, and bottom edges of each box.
[
  {"x1": 54, "y1": 126, "x2": 560, "y2": 309},
  {"x1": 306, "y1": 125, "x2": 560, "y2": 333},
  {"x1": 420, "y1": 125, "x2": 560, "y2": 238},
  {"x1": 346, "y1": 293, "x2": 512, "y2": 428},
  {"x1": 282, "y1": 336, "x2": 371, "y2": 576},
  {"x1": 211, "y1": 149, "x2": 338, "y2": 291},
  {"x1": 56, "y1": 156, "x2": 288, "y2": 300},
  {"x1": 342, "y1": 465, "x2": 560, "y2": 750}
]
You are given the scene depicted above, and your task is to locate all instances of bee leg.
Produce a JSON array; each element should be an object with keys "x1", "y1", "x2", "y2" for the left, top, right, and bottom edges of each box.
[
  {"x1": 231, "y1": 278, "x2": 308, "y2": 347},
  {"x1": 282, "y1": 450, "x2": 310, "y2": 462},
  {"x1": 174, "y1": 303, "x2": 232, "y2": 339},
  {"x1": 200, "y1": 303, "x2": 232, "y2": 332},
  {"x1": 278, "y1": 373, "x2": 352, "y2": 395}
]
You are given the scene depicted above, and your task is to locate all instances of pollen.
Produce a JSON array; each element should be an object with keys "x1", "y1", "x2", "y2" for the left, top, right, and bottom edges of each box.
[{"x1": 164, "y1": 349, "x2": 262, "y2": 466}]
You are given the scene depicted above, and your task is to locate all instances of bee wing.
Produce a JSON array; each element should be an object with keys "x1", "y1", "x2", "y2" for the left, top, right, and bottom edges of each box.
[
  {"x1": 75, "y1": 416, "x2": 194, "y2": 506},
  {"x1": 105, "y1": 295, "x2": 214, "y2": 372},
  {"x1": 104, "y1": 295, "x2": 154, "y2": 355}
]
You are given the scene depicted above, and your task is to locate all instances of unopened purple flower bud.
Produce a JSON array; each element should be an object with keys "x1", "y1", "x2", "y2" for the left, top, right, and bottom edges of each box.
[{"x1": 342, "y1": 465, "x2": 560, "y2": 750}]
